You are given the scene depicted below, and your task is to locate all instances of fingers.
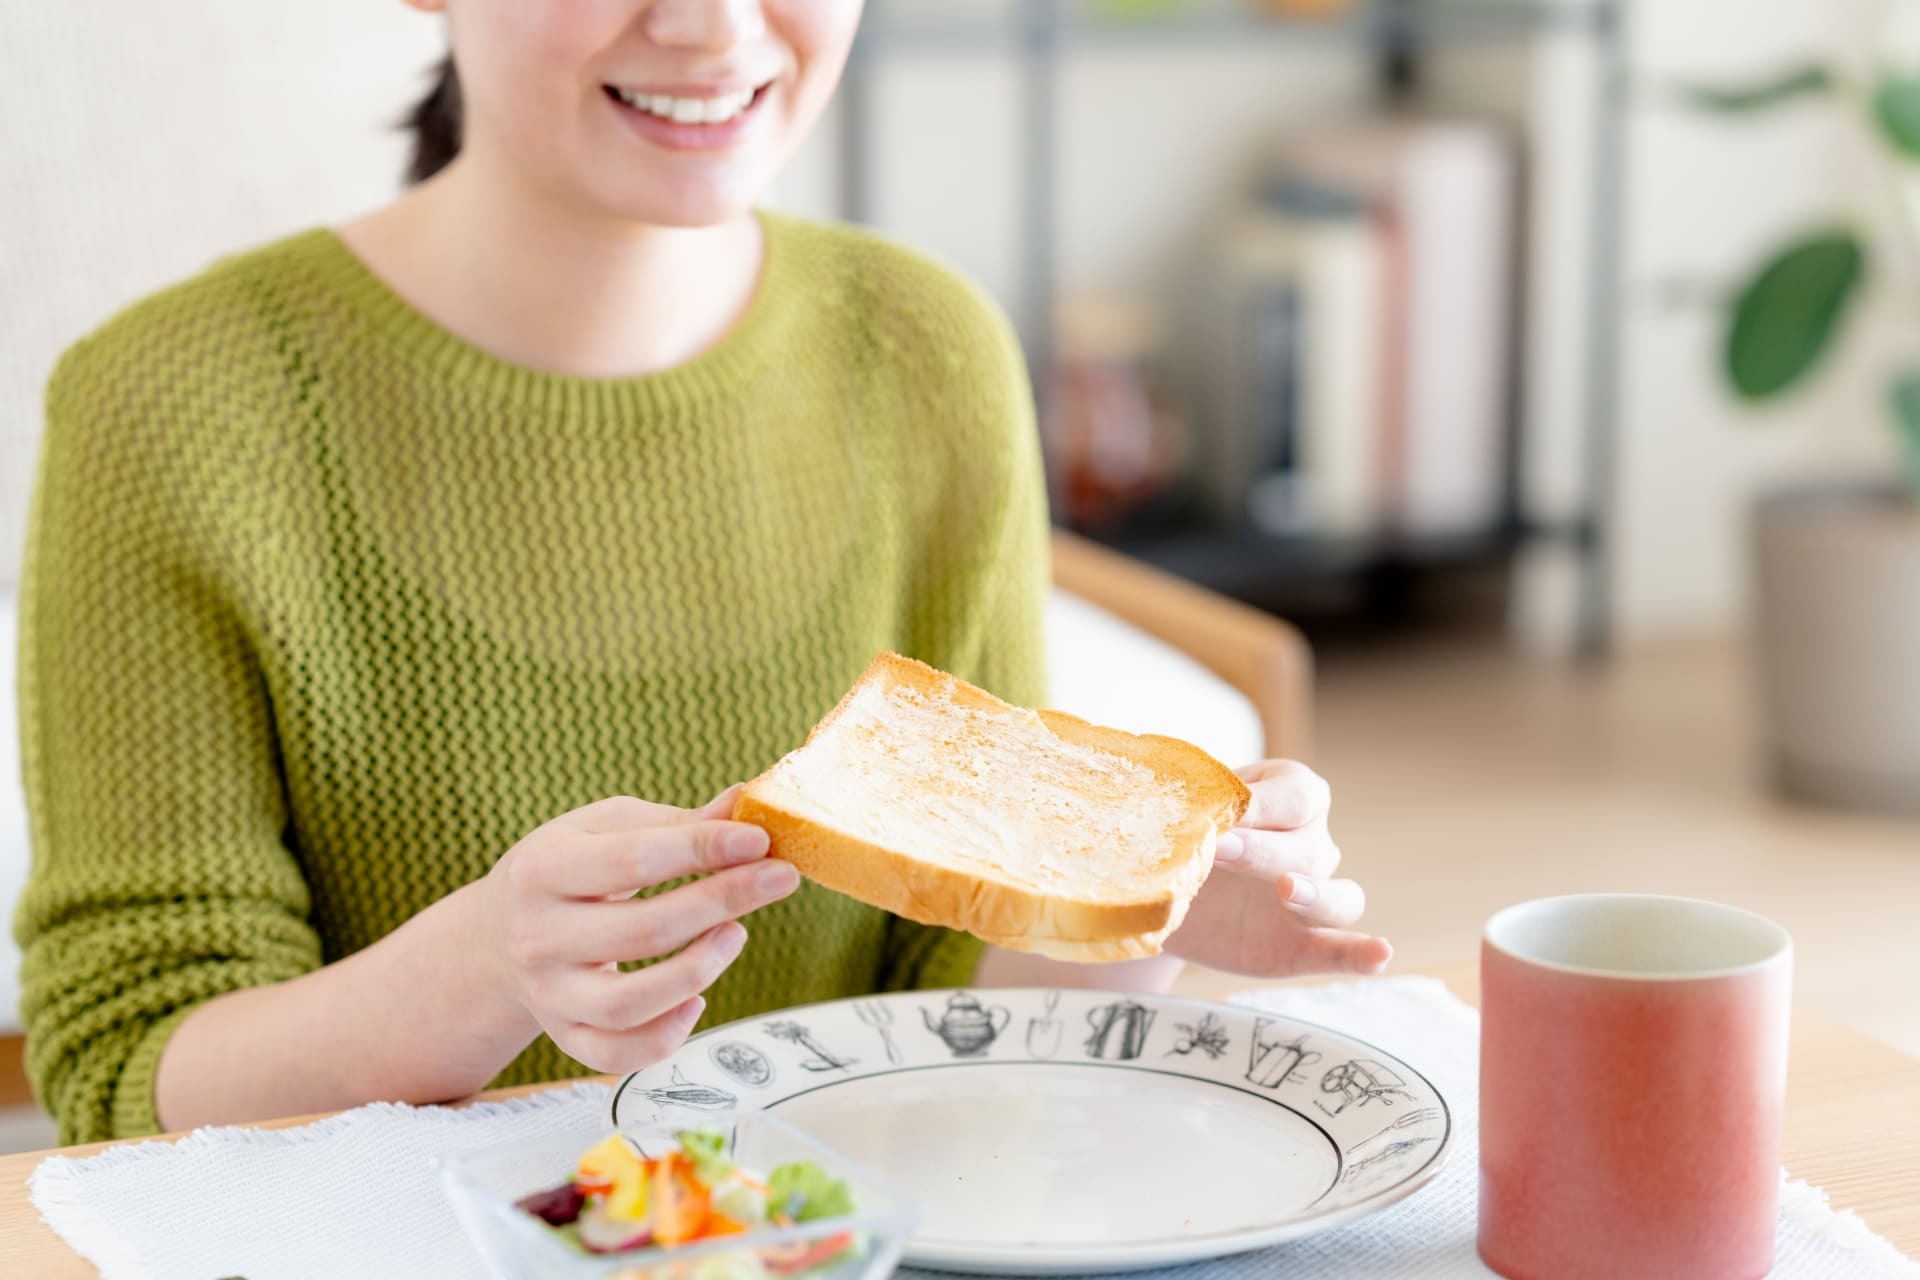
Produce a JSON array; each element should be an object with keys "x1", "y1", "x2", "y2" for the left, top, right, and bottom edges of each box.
[
  {"x1": 1288, "y1": 928, "x2": 1394, "y2": 976},
  {"x1": 1213, "y1": 826, "x2": 1341, "y2": 882},
  {"x1": 1234, "y1": 759, "x2": 1332, "y2": 832},
  {"x1": 547, "y1": 863, "x2": 800, "y2": 963},
  {"x1": 544, "y1": 821, "x2": 776, "y2": 899},
  {"x1": 547, "y1": 922, "x2": 749, "y2": 1036},
  {"x1": 565, "y1": 782, "x2": 744, "y2": 834},
  {"x1": 554, "y1": 995, "x2": 710, "y2": 1076},
  {"x1": 565, "y1": 794, "x2": 687, "y2": 833},
  {"x1": 1278, "y1": 873, "x2": 1366, "y2": 928}
]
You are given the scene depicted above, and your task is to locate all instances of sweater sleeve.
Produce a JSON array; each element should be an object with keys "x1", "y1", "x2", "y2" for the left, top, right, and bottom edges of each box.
[
  {"x1": 15, "y1": 339, "x2": 323, "y2": 1143},
  {"x1": 880, "y1": 281, "x2": 1051, "y2": 992}
]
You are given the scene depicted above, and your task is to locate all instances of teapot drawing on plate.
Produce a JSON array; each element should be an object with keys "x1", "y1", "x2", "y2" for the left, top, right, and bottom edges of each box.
[{"x1": 922, "y1": 992, "x2": 1011, "y2": 1058}]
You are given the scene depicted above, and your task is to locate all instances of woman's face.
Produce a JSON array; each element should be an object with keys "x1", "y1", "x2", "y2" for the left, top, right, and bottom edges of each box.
[{"x1": 433, "y1": 0, "x2": 862, "y2": 227}]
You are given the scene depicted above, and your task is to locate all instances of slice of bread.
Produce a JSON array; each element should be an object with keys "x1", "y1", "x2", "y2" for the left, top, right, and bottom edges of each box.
[{"x1": 735, "y1": 652, "x2": 1251, "y2": 962}]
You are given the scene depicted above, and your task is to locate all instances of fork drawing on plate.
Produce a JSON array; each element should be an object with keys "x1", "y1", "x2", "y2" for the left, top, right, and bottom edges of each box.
[
  {"x1": 1347, "y1": 1108, "x2": 1441, "y2": 1154},
  {"x1": 855, "y1": 1000, "x2": 904, "y2": 1065}
]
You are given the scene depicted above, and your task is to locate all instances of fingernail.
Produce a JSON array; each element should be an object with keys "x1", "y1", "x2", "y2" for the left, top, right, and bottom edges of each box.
[
  {"x1": 756, "y1": 859, "x2": 798, "y2": 894},
  {"x1": 1288, "y1": 876, "x2": 1320, "y2": 906},
  {"x1": 713, "y1": 922, "x2": 748, "y2": 958},
  {"x1": 683, "y1": 995, "x2": 707, "y2": 1023},
  {"x1": 1215, "y1": 831, "x2": 1245, "y2": 860},
  {"x1": 722, "y1": 825, "x2": 769, "y2": 861}
]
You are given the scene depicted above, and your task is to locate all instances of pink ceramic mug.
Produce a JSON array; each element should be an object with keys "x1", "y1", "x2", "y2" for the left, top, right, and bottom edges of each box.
[{"x1": 1478, "y1": 894, "x2": 1792, "y2": 1280}]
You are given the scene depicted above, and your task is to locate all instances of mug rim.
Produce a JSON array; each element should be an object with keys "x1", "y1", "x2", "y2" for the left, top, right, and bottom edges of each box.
[{"x1": 1484, "y1": 892, "x2": 1792, "y2": 982}]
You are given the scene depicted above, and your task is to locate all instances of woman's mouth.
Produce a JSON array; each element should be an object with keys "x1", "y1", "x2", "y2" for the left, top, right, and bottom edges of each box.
[{"x1": 602, "y1": 82, "x2": 772, "y2": 150}]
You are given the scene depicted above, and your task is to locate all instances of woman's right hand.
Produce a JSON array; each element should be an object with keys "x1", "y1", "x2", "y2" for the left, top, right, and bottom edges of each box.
[{"x1": 477, "y1": 784, "x2": 799, "y2": 1074}]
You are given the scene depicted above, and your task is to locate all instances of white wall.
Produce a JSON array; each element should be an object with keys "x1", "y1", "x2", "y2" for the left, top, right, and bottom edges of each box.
[
  {"x1": 774, "y1": 42, "x2": 1375, "y2": 326},
  {"x1": 1, "y1": 2, "x2": 443, "y2": 581},
  {"x1": 3, "y1": 0, "x2": 1906, "y2": 648},
  {"x1": 1605, "y1": 0, "x2": 1902, "y2": 639}
]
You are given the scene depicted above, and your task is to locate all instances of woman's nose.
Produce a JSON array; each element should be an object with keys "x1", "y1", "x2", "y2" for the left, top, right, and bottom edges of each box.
[{"x1": 643, "y1": 0, "x2": 768, "y2": 53}]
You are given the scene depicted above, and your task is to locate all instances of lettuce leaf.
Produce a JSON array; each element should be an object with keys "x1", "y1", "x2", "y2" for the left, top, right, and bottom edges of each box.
[
  {"x1": 767, "y1": 1161, "x2": 854, "y2": 1222},
  {"x1": 677, "y1": 1129, "x2": 736, "y2": 1185}
]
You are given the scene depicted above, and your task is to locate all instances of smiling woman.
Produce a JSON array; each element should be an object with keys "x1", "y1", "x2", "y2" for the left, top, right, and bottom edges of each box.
[
  {"x1": 395, "y1": 0, "x2": 854, "y2": 226},
  {"x1": 14, "y1": 0, "x2": 1381, "y2": 1149},
  {"x1": 404, "y1": 54, "x2": 780, "y2": 184}
]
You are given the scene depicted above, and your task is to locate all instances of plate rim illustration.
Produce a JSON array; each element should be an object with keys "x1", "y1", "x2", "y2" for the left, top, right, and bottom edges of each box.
[{"x1": 609, "y1": 986, "x2": 1453, "y2": 1274}]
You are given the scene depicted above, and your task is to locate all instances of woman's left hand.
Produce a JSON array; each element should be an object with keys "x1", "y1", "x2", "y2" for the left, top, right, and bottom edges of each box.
[{"x1": 1164, "y1": 759, "x2": 1391, "y2": 977}]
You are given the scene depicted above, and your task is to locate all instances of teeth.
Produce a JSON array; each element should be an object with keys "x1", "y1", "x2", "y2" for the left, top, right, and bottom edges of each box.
[{"x1": 614, "y1": 86, "x2": 757, "y2": 125}]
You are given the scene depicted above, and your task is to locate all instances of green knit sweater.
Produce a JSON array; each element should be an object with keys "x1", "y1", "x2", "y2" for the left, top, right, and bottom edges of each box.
[{"x1": 15, "y1": 213, "x2": 1048, "y2": 1144}]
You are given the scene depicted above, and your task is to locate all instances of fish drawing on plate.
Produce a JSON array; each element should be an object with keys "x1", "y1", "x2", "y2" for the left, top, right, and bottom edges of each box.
[{"x1": 708, "y1": 1040, "x2": 775, "y2": 1089}]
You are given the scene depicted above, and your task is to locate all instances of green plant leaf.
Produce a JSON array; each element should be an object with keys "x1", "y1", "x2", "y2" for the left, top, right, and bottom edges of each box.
[
  {"x1": 1725, "y1": 232, "x2": 1866, "y2": 400},
  {"x1": 1679, "y1": 64, "x2": 1834, "y2": 113},
  {"x1": 1873, "y1": 72, "x2": 1920, "y2": 160},
  {"x1": 1892, "y1": 370, "x2": 1920, "y2": 496}
]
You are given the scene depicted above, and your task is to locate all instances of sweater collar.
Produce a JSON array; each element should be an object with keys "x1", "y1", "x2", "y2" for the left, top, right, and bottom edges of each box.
[{"x1": 301, "y1": 210, "x2": 799, "y2": 417}]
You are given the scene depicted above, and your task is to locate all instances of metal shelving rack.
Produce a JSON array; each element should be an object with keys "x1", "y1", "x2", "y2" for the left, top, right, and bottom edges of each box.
[{"x1": 838, "y1": 0, "x2": 1627, "y2": 655}]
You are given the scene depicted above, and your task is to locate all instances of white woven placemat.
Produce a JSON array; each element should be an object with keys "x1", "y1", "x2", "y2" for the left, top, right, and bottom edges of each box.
[{"x1": 29, "y1": 978, "x2": 1919, "y2": 1279}]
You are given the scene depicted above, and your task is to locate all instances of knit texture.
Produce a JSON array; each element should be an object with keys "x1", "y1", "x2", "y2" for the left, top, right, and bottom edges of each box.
[{"x1": 15, "y1": 213, "x2": 1049, "y2": 1145}]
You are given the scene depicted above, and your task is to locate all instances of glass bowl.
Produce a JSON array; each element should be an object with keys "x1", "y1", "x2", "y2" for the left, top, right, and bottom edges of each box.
[{"x1": 437, "y1": 1107, "x2": 918, "y2": 1280}]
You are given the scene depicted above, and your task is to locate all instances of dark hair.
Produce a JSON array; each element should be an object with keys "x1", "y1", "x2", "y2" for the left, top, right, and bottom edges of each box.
[{"x1": 402, "y1": 55, "x2": 463, "y2": 185}]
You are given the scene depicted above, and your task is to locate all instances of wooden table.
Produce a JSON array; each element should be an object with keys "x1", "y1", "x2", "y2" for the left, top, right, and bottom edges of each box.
[{"x1": 3, "y1": 966, "x2": 1916, "y2": 1275}]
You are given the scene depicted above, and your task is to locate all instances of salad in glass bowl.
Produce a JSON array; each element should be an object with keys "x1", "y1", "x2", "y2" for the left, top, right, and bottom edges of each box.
[
  {"x1": 438, "y1": 1109, "x2": 915, "y2": 1280},
  {"x1": 519, "y1": 1129, "x2": 860, "y2": 1272}
]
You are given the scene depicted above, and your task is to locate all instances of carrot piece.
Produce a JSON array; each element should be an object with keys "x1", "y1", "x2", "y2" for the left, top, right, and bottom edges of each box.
[
  {"x1": 701, "y1": 1211, "x2": 751, "y2": 1237},
  {"x1": 649, "y1": 1152, "x2": 712, "y2": 1246}
]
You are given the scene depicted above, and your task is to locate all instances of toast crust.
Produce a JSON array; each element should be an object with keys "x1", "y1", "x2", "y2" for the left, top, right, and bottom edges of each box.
[{"x1": 736, "y1": 652, "x2": 1252, "y2": 957}]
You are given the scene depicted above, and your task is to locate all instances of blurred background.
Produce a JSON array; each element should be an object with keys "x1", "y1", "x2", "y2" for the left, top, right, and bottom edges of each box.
[{"x1": 3, "y1": 0, "x2": 1918, "y2": 1149}]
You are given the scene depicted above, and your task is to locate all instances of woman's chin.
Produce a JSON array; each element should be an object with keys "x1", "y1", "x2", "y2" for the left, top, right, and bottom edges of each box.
[{"x1": 582, "y1": 172, "x2": 771, "y2": 230}]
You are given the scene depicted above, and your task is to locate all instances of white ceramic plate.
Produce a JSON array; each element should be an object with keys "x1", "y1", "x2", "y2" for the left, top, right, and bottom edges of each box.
[{"x1": 610, "y1": 988, "x2": 1451, "y2": 1275}]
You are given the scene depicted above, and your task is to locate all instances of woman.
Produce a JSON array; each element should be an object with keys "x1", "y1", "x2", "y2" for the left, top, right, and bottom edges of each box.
[{"x1": 16, "y1": 0, "x2": 1388, "y2": 1146}]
